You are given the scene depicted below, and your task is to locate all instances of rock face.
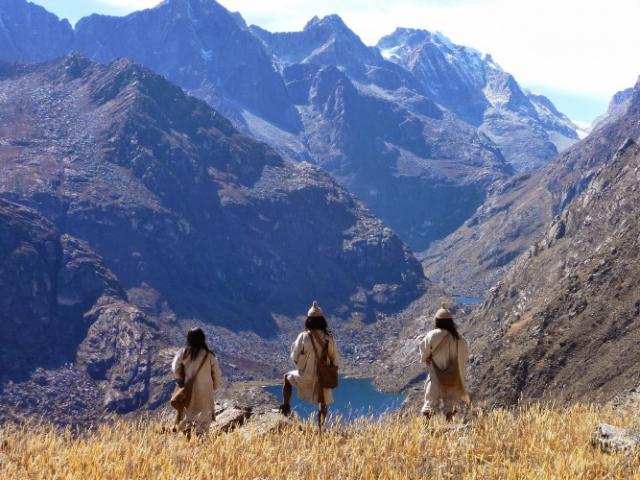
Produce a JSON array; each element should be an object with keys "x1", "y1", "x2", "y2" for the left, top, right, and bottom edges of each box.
[
  {"x1": 75, "y1": 0, "x2": 295, "y2": 131},
  {"x1": 424, "y1": 77, "x2": 640, "y2": 297},
  {"x1": 378, "y1": 28, "x2": 579, "y2": 172},
  {"x1": 592, "y1": 87, "x2": 635, "y2": 131},
  {"x1": 467, "y1": 137, "x2": 640, "y2": 406}
]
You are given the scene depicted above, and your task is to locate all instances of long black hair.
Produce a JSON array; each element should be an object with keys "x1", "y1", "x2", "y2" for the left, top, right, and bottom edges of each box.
[
  {"x1": 184, "y1": 327, "x2": 212, "y2": 360},
  {"x1": 305, "y1": 316, "x2": 332, "y2": 336},
  {"x1": 436, "y1": 317, "x2": 461, "y2": 340}
]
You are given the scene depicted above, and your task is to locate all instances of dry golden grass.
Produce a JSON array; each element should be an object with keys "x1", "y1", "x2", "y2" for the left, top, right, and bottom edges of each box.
[{"x1": 1, "y1": 404, "x2": 639, "y2": 479}]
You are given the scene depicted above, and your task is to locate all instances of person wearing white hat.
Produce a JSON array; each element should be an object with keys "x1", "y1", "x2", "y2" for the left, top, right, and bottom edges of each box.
[
  {"x1": 418, "y1": 304, "x2": 470, "y2": 421},
  {"x1": 276, "y1": 301, "x2": 340, "y2": 424}
]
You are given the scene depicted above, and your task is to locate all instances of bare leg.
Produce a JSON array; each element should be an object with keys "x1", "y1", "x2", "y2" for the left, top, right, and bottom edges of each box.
[
  {"x1": 318, "y1": 403, "x2": 328, "y2": 431},
  {"x1": 282, "y1": 375, "x2": 292, "y2": 407},
  {"x1": 277, "y1": 375, "x2": 292, "y2": 416}
]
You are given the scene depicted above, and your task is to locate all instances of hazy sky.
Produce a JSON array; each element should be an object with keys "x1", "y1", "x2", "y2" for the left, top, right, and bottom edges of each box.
[{"x1": 36, "y1": 0, "x2": 640, "y2": 124}]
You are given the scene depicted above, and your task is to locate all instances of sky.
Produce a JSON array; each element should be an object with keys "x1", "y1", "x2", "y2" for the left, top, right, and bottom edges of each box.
[{"x1": 36, "y1": 0, "x2": 640, "y2": 125}]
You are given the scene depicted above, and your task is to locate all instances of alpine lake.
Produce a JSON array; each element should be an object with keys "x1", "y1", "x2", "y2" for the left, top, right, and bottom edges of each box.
[{"x1": 264, "y1": 376, "x2": 405, "y2": 422}]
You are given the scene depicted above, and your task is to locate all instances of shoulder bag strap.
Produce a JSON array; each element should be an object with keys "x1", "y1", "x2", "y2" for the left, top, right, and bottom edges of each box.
[
  {"x1": 184, "y1": 350, "x2": 210, "y2": 390},
  {"x1": 308, "y1": 332, "x2": 326, "y2": 404},
  {"x1": 308, "y1": 331, "x2": 320, "y2": 361},
  {"x1": 428, "y1": 333, "x2": 456, "y2": 364}
]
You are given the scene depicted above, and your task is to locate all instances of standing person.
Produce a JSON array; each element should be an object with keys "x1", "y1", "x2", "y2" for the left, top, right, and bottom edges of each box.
[
  {"x1": 419, "y1": 304, "x2": 470, "y2": 422},
  {"x1": 172, "y1": 327, "x2": 222, "y2": 436},
  {"x1": 277, "y1": 301, "x2": 339, "y2": 426}
]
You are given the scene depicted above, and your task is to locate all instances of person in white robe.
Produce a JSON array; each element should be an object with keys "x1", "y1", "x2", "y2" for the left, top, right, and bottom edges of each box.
[
  {"x1": 172, "y1": 327, "x2": 222, "y2": 435},
  {"x1": 418, "y1": 304, "x2": 470, "y2": 421},
  {"x1": 277, "y1": 301, "x2": 339, "y2": 421}
]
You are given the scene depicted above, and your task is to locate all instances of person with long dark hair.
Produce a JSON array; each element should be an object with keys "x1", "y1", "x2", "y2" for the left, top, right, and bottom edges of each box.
[
  {"x1": 277, "y1": 301, "x2": 339, "y2": 423},
  {"x1": 419, "y1": 304, "x2": 470, "y2": 422},
  {"x1": 171, "y1": 327, "x2": 222, "y2": 435}
]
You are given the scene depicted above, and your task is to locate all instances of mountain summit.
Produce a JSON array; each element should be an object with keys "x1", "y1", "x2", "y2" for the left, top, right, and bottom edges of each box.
[{"x1": 378, "y1": 28, "x2": 579, "y2": 171}]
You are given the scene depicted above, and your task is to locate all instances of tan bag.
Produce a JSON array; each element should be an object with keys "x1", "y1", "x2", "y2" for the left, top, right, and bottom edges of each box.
[
  {"x1": 170, "y1": 350, "x2": 209, "y2": 411},
  {"x1": 309, "y1": 332, "x2": 339, "y2": 389}
]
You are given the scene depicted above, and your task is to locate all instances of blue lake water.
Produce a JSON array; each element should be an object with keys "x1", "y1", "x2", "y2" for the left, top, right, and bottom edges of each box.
[
  {"x1": 264, "y1": 376, "x2": 405, "y2": 421},
  {"x1": 454, "y1": 296, "x2": 484, "y2": 306}
]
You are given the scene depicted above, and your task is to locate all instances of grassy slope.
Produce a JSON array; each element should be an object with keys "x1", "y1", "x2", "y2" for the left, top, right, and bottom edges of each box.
[{"x1": 1, "y1": 405, "x2": 639, "y2": 479}]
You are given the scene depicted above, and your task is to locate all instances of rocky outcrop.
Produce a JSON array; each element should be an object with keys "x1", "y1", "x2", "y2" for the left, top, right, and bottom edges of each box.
[
  {"x1": 591, "y1": 424, "x2": 640, "y2": 453},
  {"x1": 378, "y1": 28, "x2": 579, "y2": 172},
  {"x1": 0, "y1": 198, "x2": 162, "y2": 418},
  {"x1": 592, "y1": 87, "x2": 635, "y2": 131}
]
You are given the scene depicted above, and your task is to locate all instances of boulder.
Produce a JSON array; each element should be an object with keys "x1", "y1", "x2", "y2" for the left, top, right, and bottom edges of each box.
[
  {"x1": 212, "y1": 408, "x2": 250, "y2": 433},
  {"x1": 242, "y1": 412, "x2": 295, "y2": 437},
  {"x1": 590, "y1": 423, "x2": 640, "y2": 453}
]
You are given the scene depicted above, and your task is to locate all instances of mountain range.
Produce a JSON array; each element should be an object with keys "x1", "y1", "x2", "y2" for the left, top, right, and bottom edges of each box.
[{"x1": 0, "y1": 0, "x2": 579, "y2": 251}]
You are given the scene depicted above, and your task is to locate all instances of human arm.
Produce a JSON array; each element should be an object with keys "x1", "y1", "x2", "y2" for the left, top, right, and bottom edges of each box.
[
  {"x1": 211, "y1": 353, "x2": 222, "y2": 390},
  {"x1": 291, "y1": 333, "x2": 306, "y2": 367},
  {"x1": 328, "y1": 336, "x2": 340, "y2": 367},
  {"x1": 172, "y1": 349, "x2": 185, "y2": 387},
  {"x1": 418, "y1": 334, "x2": 432, "y2": 366}
]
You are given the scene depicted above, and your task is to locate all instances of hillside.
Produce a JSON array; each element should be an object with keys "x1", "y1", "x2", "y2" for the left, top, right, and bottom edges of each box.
[
  {"x1": 424, "y1": 77, "x2": 640, "y2": 297},
  {"x1": 467, "y1": 138, "x2": 640, "y2": 406}
]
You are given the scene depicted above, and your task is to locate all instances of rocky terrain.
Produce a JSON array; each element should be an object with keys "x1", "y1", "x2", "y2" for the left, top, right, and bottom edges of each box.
[
  {"x1": 0, "y1": 55, "x2": 426, "y2": 422},
  {"x1": 424, "y1": 77, "x2": 640, "y2": 297},
  {"x1": 0, "y1": 0, "x2": 579, "y2": 252}
]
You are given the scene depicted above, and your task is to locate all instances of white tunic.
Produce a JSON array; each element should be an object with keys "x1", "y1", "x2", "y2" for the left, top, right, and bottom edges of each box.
[
  {"x1": 419, "y1": 328, "x2": 470, "y2": 414},
  {"x1": 286, "y1": 330, "x2": 340, "y2": 405},
  {"x1": 172, "y1": 348, "x2": 222, "y2": 434}
]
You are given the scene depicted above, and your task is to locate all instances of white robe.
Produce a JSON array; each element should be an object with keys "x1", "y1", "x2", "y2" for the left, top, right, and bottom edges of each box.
[
  {"x1": 172, "y1": 348, "x2": 222, "y2": 434},
  {"x1": 286, "y1": 330, "x2": 340, "y2": 405},
  {"x1": 419, "y1": 328, "x2": 470, "y2": 414}
]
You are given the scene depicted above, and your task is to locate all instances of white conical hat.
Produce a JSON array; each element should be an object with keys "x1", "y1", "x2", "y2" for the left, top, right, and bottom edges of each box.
[
  {"x1": 307, "y1": 300, "x2": 324, "y2": 318},
  {"x1": 434, "y1": 303, "x2": 452, "y2": 320}
]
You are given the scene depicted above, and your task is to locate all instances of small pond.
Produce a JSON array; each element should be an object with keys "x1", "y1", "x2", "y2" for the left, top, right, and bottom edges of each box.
[
  {"x1": 453, "y1": 296, "x2": 484, "y2": 306},
  {"x1": 264, "y1": 376, "x2": 405, "y2": 421}
]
